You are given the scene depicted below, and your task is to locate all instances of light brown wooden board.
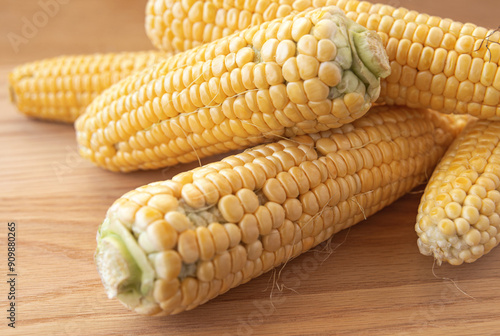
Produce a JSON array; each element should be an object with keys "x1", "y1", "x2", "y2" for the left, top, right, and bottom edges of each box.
[{"x1": 1, "y1": 1, "x2": 500, "y2": 335}]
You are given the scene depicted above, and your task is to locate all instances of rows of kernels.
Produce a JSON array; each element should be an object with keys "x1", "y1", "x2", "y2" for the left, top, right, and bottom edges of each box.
[
  {"x1": 146, "y1": 0, "x2": 297, "y2": 52},
  {"x1": 102, "y1": 106, "x2": 459, "y2": 315},
  {"x1": 8, "y1": 51, "x2": 166, "y2": 122},
  {"x1": 146, "y1": 0, "x2": 500, "y2": 118},
  {"x1": 77, "y1": 7, "x2": 379, "y2": 172},
  {"x1": 416, "y1": 119, "x2": 500, "y2": 265},
  {"x1": 322, "y1": 0, "x2": 500, "y2": 118}
]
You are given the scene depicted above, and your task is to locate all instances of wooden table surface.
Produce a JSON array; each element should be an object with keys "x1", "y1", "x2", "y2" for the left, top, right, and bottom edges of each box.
[{"x1": 2, "y1": 1, "x2": 500, "y2": 335}]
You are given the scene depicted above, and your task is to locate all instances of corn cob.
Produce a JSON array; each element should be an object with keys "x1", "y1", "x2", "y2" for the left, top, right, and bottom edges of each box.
[
  {"x1": 8, "y1": 51, "x2": 168, "y2": 123},
  {"x1": 146, "y1": 0, "x2": 500, "y2": 119},
  {"x1": 76, "y1": 7, "x2": 390, "y2": 172},
  {"x1": 416, "y1": 119, "x2": 500, "y2": 265},
  {"x1": 95, "y1": 105, "x2": 460, "y2": 315}
]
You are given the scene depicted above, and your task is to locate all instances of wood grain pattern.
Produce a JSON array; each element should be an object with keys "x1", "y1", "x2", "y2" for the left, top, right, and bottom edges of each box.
[{"x1": 1, "y1": 1, "x2": 500, "y2": 335}]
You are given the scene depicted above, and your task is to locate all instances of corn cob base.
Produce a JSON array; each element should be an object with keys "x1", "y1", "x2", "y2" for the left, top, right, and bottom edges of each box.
[
  {"x1": 416, "y1": 119, "x2": 500, "y2": 265},
  {"x1": 95, "y1": 106, "x2": 460, "y2": 315}
]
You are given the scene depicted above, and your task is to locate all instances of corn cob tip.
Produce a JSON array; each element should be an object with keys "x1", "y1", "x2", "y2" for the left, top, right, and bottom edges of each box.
[
  {"x1": 8, "y1": 83, "x2": 17, "y2": 105},
  {"x1": 8, "y1": 69, "x2": 24, "y2": 105}
]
